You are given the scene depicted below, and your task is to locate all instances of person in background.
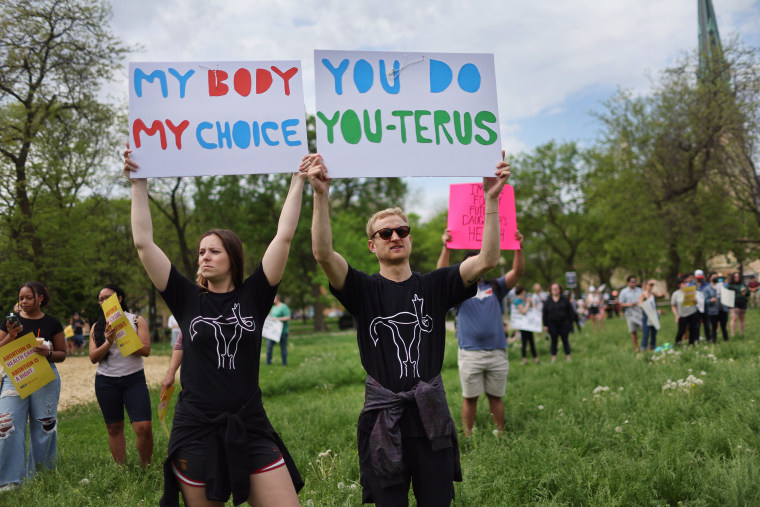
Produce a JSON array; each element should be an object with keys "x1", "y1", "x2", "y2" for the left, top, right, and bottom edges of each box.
[
  {"x1": 638, "y1": 279, "x2": 660, "y2": 351},
  {"x1": 748, "y1": 275, "x2": 760, "y2": 309},
  {"x1": 618, "y1": 276, "x2": 643, "y2": 352},
  {"x1": 167, "y1": 314, "x2": 180, "y2": 348},
  {"x1": 694, "y1": 269, "x2": 712, "y2": 343},
  {"x1": 89, "y1": 284, "x2": 153, "y2": 467},
  {"x1": 68, "y1": 312, "x2": 86, "y2": 356},
  {"x1": 0, "y1": 282, "x2": 66, "y2": 490},
  {"x1": 437, "y1": 228, "x2": 524, "y2": 436},
  {"x1": 542, "y1": 283, "x2": 574, "y2": 363},
  {"x1": 671, "y1": 275, "x2": 700, "y2": 346},
  {"x1": 513, "y1": 285, "x2": 538, "y2": 365},
  {"x1": 585, "y1": 286, "x2": 603, "y2": 332},
  {"x1": 703, "y1": 274, "x2": 726, "y2": 342},
  {"x1": 266, "y1": 295, "x2": 291, "y2": 366},
  {"x1": 726, "y1": 272, "x2": 748, "y2": 337}
]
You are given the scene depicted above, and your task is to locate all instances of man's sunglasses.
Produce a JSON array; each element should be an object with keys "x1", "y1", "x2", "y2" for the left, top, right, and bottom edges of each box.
[{"x1": 371, "y1": 226, "x2": 411, "y2": 240}]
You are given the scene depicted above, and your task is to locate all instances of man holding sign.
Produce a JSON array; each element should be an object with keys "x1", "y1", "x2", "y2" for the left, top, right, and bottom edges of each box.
[
  {"x1": 305, "y1": 152, "x2": 510, "y2": 506},
  {"x1": 437, "y1": 226, "x2": 524, "y2": 437}
]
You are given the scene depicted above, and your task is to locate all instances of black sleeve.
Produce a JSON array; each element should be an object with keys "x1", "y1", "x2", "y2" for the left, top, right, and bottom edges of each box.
[
  {"x1": 329, "y1": 264, "x2": 365, "y2": 315},
  {"x1": 159, "y1": 265, "x2": 198, "y2": 323},
  {"x1": 246, "y1": 262, "x2": 279, "y2": 324}
]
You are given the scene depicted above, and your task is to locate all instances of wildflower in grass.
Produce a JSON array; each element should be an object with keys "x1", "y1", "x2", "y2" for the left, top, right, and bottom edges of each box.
[
  {"x1": 618, "y1": 387, "x2": 624, "y2": 391},
  {"x1": 305, "y1": 500, "x2": 315, "y2": 507},
  {"x1": 319, "y1": 449, "x2": 332, "y2": 458},
  {"x1": 615, "y1": 426, "x2": 623, "y2": 433},
  {"x1": 701, "y1": 371, "x2": 707, "y2": 376},
  {"x1": 661, "y1": 374, "x2": 704, "y2": 393},
  {"x1": 492, "y1": 429, "x2": 500, "y2": 436},
  {"x1": 80, "y1": 478, "x2": 90, "y2": 485},
  {"x1": 338, "y1": 482, "x2": 345, "y2": 489},
  {"x1": 538, "y1": 405, "x2": 544, "y2": 410},
  {"x1": 350, "y1": 484, "x2": 358, "y2": 490},
  {"x1": 592, "y1": 386, "x2": 610, "y2": 394}
]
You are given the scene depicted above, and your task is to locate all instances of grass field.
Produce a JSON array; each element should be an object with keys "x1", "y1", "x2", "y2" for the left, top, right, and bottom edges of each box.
[{"x1": 3, "y1": 312, "x2": 760, "y2": 506}]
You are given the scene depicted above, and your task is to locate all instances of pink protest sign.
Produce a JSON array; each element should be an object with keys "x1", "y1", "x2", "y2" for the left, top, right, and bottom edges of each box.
[{"x1": 446, "y1": 183, "x2": 520, "y2": 250}]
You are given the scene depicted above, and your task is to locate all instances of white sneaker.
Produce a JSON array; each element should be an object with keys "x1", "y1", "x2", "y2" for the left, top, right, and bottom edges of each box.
[{"x1": 0, "y1": 483, "x2": 20, "y2": 493}]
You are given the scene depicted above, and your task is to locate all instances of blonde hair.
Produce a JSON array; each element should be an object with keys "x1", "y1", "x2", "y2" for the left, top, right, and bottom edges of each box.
[{"x1": 366, "y1": 207, "x2": 408, "y2": 238}]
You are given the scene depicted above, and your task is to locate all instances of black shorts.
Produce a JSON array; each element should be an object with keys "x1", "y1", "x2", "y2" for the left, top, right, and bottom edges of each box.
[
  {"x1": 68, "y1": 335, "x2": 84, "y2": 346},
  {"x1": 588, "y1": 306, "x2": 599, "y2": 316},
  {"x1": 94, "y1": 370, "x2": 152, "y2": 424},
  {"x1": 172, "y1": 435, "x2": 284, "y2": 487}
]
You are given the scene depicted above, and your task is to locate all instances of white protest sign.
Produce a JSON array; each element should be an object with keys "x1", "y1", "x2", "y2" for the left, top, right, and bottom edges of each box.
[
  {"x1": 720, "y1": 288, "x2": 735, "y2": 308},
  {"x1": 128, "y1": 61, "x2": 307, "y2": 178},
  {"x1": 510, "y1": 306, "x2": 543, "y2": 333},
  {"x1": 640, "y1": 299, "x2": 661, "y2": 331},
  {"x1": 696, "y1": 290, "x2": 705, "y2": 313},
  {"x1": 314, "y1": 50, "x2": 501, "y2": 178},
  {"x1": 262, "y1": 317, "x2": 284, "y2": 343}
]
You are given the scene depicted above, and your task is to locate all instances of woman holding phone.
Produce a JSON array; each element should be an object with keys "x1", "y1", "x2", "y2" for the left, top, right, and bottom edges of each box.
[{"x1": 0, "y1": 282, "x2": 66, "y2": 490}]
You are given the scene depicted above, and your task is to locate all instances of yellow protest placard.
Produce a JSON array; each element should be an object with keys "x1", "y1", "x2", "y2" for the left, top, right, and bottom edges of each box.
[
  {"x1": 683, "y1": 285, "x2": 696, "y2": 307},
  {"x1": 0, "y1": 333, "x2": 56, "y2": 399},
  {"x1": 102, "y1": 293, "x2": 143, "y2": 357},
  {"x1": 158, "y1": 385, "x2": 176, "y2": 437},
  {"x1": 63, "y1": 325, "x2": 74, "y2": 338}
]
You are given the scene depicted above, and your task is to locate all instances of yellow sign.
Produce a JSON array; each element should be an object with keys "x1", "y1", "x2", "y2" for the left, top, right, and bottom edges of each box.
[
  {"x1": 0, "y1": 333, "x2": 56, "y2": 399},
  {"x1": 158, "y1": 385, "x2": 176, "y2": 437},
  {"x1": 101, "y1": 294, "x2": 143, "y2": 357},
  {"x1": 63, "y1": 325, "x2": 74, "y2": 338},
  {"x1": 683, "y1": 285, "x2": 696, "y2": 307}
]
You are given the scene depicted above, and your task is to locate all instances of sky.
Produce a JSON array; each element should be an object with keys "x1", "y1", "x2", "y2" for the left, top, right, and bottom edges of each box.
[{"x1": 108, "y1": 0, "x2": 760, "y2": 219}]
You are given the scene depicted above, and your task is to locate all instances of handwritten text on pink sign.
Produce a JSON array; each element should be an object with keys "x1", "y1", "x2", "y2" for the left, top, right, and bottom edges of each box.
[{"x1": 446, "y1": 183, "x2": 519, "y2": 250}]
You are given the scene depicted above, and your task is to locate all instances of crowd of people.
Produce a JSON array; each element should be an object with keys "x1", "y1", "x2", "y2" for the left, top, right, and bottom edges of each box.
[{"x1": 0, "y1": 138, "x2": 757, "y2": 506}]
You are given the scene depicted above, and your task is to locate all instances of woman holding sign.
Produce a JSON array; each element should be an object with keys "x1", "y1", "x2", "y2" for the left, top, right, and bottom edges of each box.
[
  {"x1": 123, "y1": 144, "x2": 303, "y2": 507},
  {"x1": 89, "y1": 284, "x2": 153, "y2": 468},
  {"x1": 0, "y1": 281, "x2": 66, "y2": 490}
]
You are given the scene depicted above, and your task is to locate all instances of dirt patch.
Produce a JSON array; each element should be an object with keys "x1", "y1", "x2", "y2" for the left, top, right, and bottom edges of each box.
[{"x1": 55, "y1": 355, "x2": 171, "y2": 411}]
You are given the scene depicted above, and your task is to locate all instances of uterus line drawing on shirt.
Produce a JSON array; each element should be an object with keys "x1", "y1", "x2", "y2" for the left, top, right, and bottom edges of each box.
[
  {"x1": 369, "y1": 294, "x2": 433, "y2": 378},
  {"x1": 189, "y1": 303, "x2": 255, "y2": 369}
]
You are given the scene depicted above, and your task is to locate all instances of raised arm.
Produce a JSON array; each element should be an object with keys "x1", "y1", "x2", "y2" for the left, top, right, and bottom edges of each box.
[
  {"x1": 261, "y1": 173, "x2": 307, "y2": 286},
  {"x1": 124, "y1": 143, "x2": 171, "y2": 292},
  {"x1": 459, "y1": 156, "x2": 511, "y2": 287},
  {"x1": 304, "y1": 154, "x2": 349, "y2": 291},
  {"x1": 502, "y1": 230, "x2": 525, "y2": 290},
  {"x1": 436, "y1": 229, "x2": 452, "y2": 269}
]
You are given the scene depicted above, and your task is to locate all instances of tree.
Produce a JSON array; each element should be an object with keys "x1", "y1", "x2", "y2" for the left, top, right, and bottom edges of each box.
[
  {"x1": 0, "y1": 0, "x2": 129, "y2": 275},
  {"x1": 512, "y1": 141, "x2": 588, "y2": 286},
  {"x1": 588, "y1": 43, "x2": 755, "y2": 288}
]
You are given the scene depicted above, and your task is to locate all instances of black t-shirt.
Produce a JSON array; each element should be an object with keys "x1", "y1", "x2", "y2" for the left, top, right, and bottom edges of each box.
[
  {"x1": 159, "y1": 263, "x2": 277, "y2": 416},
  {"x1": 331, "y1": 264, "x2": 475, "y2": 433},
  {"x1": 72, "y1": 317, "x2": 84, "y2": 335},
  {"x1": 0, "y1": 313, "x2": 64, "y2": 361}
]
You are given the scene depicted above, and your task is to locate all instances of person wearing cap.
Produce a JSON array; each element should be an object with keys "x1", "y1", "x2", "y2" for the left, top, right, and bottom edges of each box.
[
  {"x1": 618, "y1": 276, "x2": 643, "y2": 352},
  {"x1": 748, "y1": 275, "x2": 760, "y2": 309},
  {"x1": 694, "y1": 269, "x2": 712, "y2": 343}
]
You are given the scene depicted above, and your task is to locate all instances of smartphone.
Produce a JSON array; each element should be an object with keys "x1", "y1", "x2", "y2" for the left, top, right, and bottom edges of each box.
[{"x1": 5, "y1": 312, "x2": 19, "y2": 328}]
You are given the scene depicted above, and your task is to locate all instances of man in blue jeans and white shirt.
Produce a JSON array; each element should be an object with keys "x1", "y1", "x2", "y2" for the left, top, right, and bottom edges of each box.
[{"x1": 437, "y1": 229, "x2": 524, "y2": 437}]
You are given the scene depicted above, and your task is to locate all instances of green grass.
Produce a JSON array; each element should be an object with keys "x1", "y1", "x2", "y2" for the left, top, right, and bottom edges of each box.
[{"x1": 4, "y1": 313, "x2": 760, "y2": 505}]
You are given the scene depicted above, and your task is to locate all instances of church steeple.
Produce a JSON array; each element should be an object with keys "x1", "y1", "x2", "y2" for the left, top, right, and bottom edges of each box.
[{"x1": 698, "y1": 0, "x2": 723, "y2": 78}]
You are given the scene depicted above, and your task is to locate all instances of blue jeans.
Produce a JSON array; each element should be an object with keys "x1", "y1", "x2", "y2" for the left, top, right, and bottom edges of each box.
[
  {"x1": 641, "y1": 312, "x2": 657, "y2": 350},
  {"x1": 0, "y1": 365, "x2": 60, "y2": 485},
  {"x1": 266, "y1": 333, "x2": 288, "y2": 365}
]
